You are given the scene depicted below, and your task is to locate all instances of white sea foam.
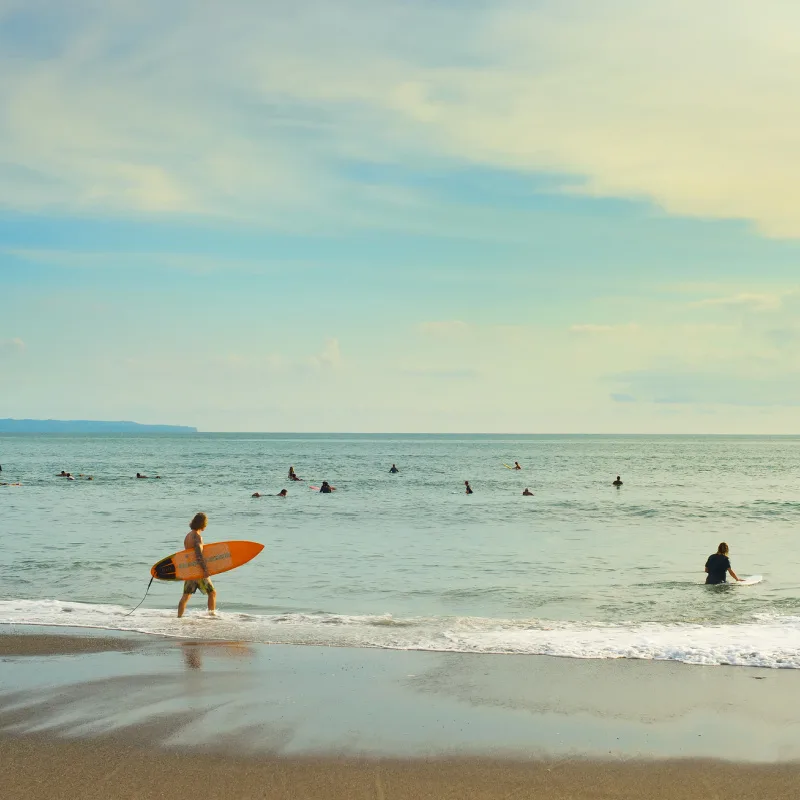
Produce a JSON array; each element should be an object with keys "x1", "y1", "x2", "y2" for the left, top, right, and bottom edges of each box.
[{"x1": 2, "y1": 599, "x2": 799, "y2": 669}]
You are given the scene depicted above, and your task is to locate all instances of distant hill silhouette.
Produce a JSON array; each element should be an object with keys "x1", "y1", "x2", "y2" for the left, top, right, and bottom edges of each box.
[{"x1": 0, "y1": 419, "x2": 197, "y2": 433}]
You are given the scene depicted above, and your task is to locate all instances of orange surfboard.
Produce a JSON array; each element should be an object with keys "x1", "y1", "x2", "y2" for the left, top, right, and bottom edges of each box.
[{"x1": 151, "y1": 540, "x2": 264, "y2": 581}]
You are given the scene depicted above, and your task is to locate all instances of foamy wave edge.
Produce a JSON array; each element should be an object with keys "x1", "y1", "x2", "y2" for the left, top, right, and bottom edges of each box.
[{"x1": 2, "y1": 598, "x2": 799, "y2": 669}]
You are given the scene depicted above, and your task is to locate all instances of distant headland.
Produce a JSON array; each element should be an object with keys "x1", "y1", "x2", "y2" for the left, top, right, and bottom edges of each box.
[{"x1": 0, "y1": 419, "x2": 197, "y2": 434}]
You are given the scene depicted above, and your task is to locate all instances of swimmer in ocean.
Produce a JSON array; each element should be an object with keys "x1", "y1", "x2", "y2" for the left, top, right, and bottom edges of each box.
[
  {"x1": 389, "y1": 464, "x2": 399, "y2": 473},
  {"x1": 319, "y1": 481, "x2": 336, "y2": 493},
  {"x1": 288, "y1": 466, "x2": 300, "y2": 481},
  {"x1": 612, "y1": 475, "x2": 623, "y2": 486},
  {"x1": 514, "y1": 461, "x2": 522, "y2": 470},
  {"x1": 277, "y1": 489, "x2": 288, "y2": 497},
  {"x1": 704, "y1": 542, "x2": 742, "y2": 584},
  {"x1": 465, "y1": 480, "x2": 473, "y2": 495},
  {"x1": 522, "y1": 488, "x2": 534, "y2": 496},
  {"x1": 136, "y1": 472, "x2": 149, "y2": 479},
  {"x1": 252, "y1": 492, "x2": 262, "y2": 497}
]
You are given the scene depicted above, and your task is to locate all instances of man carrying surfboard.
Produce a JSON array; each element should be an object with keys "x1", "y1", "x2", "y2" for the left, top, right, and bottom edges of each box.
[{"x1": 177, "y1": 512, "x2": 217, "y2": 618}]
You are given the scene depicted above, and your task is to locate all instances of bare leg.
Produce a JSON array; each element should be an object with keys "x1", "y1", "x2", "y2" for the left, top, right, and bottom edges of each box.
[
  {"x1": 207, "y1": 590, "x2": 217, "y2": 614},
  {"x1": 177, "y1": 593, "x2": 191, "y2": 618}
]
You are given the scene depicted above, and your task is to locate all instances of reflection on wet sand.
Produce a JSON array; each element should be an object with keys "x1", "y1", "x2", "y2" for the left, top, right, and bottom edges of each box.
[{"x1": 180, "y1": 641, "x2": 253, "y2": 671}]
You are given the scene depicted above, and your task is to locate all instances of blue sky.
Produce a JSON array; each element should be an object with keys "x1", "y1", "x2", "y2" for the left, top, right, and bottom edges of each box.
[{"x1": 2, "y1": 0, "x2": 800, "y2": 432}]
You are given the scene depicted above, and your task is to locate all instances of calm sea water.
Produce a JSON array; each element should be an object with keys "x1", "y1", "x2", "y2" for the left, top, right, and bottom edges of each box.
[{"x1": 2, "y1": 433, "x2": 800, "y2": 667}]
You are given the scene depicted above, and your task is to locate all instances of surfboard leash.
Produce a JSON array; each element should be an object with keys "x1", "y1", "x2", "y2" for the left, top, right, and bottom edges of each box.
[{"x1": 125, "y1": 576, "x2": 154, "y2": 617}]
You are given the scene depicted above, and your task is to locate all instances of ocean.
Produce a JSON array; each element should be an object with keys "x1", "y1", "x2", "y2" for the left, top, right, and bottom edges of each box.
[{"x1": 2, "y1": 433, "x2": 800, "y2": 668}]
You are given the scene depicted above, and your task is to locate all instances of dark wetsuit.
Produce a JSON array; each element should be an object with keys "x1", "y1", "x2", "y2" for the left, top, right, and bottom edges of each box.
[{"x1": 705, "y1": 553, "x2": 731, "y2": 584}]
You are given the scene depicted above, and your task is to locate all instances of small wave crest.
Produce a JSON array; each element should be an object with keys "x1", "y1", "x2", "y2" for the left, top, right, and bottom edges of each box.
[{"x1": 2, "y1": 599, "x2": 800, "y2": 669}]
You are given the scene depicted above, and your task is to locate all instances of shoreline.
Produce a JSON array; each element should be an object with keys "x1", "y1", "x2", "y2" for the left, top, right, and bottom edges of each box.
[
  {"x1": 3, "y1": 627, "x2": 799, "y2": 798},
  {"x1": 3, "y1": 626, "x2": 800, "y2": 761}
]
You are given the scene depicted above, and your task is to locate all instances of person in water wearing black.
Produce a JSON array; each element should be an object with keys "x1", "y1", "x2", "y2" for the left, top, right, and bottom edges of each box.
[
  {"x1": 522, "y1": 488, "x2": 534, "y2": 496},
  {"x1": 389, "y1": 464, "x2": 399, "y2": 473},
  {"x1": 464, "y1": 481, "x2": 473, "y2": 495},
  {"x1": 705, "y1": 542, "x2": 742, "y2": 584},
  {"x1": 612, "y1": 475, "x2": 623, "y2": 486},
  {"x1": 319, "y1": 481, "x2": 335, "y2": 493}
]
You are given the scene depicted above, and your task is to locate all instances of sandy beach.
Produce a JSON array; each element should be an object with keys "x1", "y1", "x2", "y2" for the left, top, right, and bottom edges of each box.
[{"x1": 2, "y1": 626, "x2": 800, "y2": 798}]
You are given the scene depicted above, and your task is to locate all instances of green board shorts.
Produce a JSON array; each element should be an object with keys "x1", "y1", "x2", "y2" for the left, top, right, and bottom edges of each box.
[{"x1": 183, "y1": 577, "x2": 215, "y2": 595}]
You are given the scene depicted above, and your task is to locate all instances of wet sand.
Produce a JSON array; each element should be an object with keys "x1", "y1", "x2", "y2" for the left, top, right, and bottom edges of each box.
[
  {"x1": 0, "y1": 631, "x2": 142, "y2": 657},
  {"x1": 2, "y1": 627, "x2": 800, "y2": 798},
  {"x1": 3, "y1": 735, "x2": 800, "y2": 800}
]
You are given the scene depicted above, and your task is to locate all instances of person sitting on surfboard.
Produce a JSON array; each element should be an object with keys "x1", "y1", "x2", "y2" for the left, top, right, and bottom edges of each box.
[
  {"x1": 178, "y1": 512, "x2": 217, "y2": 618},
  {"x1": 705, "y1": 542, "x2": 742, "y2": 585},
  {"x1": 465, "y1": 480, "x2": 473, "y2": 495},
  {"x1": 514, "y1": 462, "x2": 522, "y2": 470},
  {"x1": 612, "y1": 475, "x2": 623, "y2": 486},
  {"x1": 389, "y1": 464, "x2": 399, "y2": 473},
  {"x1": 522, "y1": 488, "x2": 534, "y2": 496},
  {"x1": 288, "y1": 466, "x2": 300, "y2": 481},
  {"x1": 277, "y1": 489, "x2": 288, "y2": 497},
  {"x1": 319, "y1": 481, "x2": 335, "y2": 493}
]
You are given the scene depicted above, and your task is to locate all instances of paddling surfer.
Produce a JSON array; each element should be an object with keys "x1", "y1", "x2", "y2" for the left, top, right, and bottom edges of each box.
[
  {"x1": 177, "y1": 512, "x2": 217, "y2": 618},
  {"x1": 704, "y1": 542, "x2": 742, "y2": 585}
]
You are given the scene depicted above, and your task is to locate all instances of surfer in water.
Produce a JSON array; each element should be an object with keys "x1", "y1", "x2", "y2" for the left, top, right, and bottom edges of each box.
[
  {"x1": 514, "y1": 461, "x2": 522, "y2": 470},
  {"x1": 252, "y1": 492, "x2": 262, "y2": 497},
  {"x1": 319, "y1": 481, "x2": 335, "y2": 493},
  {"x1": 612, "y1": 475, "x2": 623, "y2": 486},
  {"x1": 705, "y1": 542, "x2": 742, "y2": 584},
  {"x1": 177, "y1": 512, "x2": 217, "y2": 618},
  {"x1": 522, "y1": 488, "x2": 534, "y2": 496},
  {"x1": 136, "y1": 472, "x2": 149, "y2": 479},
  {"x1": 288, "y1": 466, "x2": 300, "y2": 481},
  {"x1": 389, "y1": 464, "x2": 399, "y2": 473},
  {"x1": 465, "y1": 480, "x2": 473, "y2": 495},
  {"x1": 277, "y1": 489, "x2": 288, "y2": 497}
]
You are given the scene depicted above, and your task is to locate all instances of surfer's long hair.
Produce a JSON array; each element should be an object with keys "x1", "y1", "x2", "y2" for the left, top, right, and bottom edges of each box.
[
  {"x1": 717, "y1": 542, "x2": 729, "y2": 556},
  {"x1": 190, "y1": 512, "x2": 208, "y2": 531}
]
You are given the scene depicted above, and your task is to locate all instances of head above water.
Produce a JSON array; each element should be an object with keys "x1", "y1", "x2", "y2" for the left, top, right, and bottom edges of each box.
[
  {"x1": 190, "y1": 512, "x2": 208, "y2": 531},
  {"x1": 717, "y1": 542, "x2": 729, "y2": 556}
]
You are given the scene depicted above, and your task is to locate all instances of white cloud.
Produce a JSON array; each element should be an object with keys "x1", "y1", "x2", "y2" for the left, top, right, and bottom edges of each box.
[
  {"x1": 0, "y1": 337, "x2": 25, "y2": 352},
  {"x1": 1, "y1": 1, "x2": 800, "y2": 235},
  {"x1": 309, "y1": 338, "x2": 342, "y2": 369}
]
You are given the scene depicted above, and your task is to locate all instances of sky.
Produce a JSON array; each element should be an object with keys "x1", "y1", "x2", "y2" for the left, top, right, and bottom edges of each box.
[{"x1": 1, "y1": 0, "x2": 800, "y2": 433}]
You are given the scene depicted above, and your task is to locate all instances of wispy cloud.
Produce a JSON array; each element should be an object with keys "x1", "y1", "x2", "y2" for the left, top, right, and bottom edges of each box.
[
  {"x1": 1, "y1": 1, "x2": 800, "y2": 236},
  {"x1": 403, "y1": 367, "x2": 480, "y2": 380},
  {"x1": 418, "y1": 320, "x2": 470, "y2": 338},
  {"x1": 613, "y1": 369, "x2": 800, "y2": 407},
  {"x1": 690, "y1": 292, "x2": 788, "y2": 312},
  {"x1": 570, "y1": 323, "x2": 639, "y2": 334}
]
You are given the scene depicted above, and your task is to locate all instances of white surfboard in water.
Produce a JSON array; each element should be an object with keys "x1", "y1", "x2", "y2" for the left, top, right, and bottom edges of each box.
[{"x1": 734, "y1": 575, "x2": 763, "y2": 586}]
